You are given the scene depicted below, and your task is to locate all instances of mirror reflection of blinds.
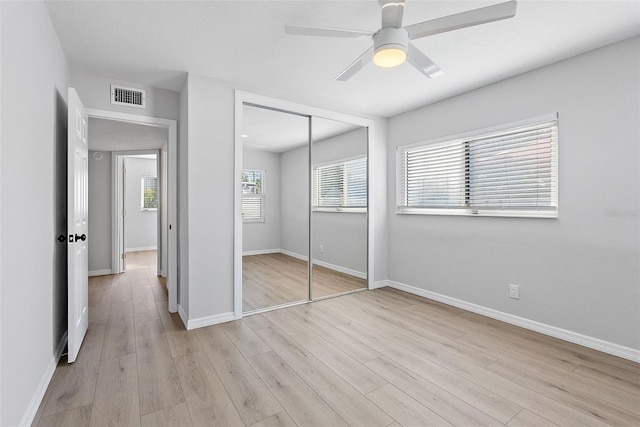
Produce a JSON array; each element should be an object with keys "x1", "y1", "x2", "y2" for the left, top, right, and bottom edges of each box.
[
  {"x1": 242, "y1": 195, "x2": 262, "y2": 221},
  {"x1": 314, "y1": 157, "x2": 367, "y2": 208},
  {"x1": 398, "y1": 119, "x2": 558, "y2": 216}
]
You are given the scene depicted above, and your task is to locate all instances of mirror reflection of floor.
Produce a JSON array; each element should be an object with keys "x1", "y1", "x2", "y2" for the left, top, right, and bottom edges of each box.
[{"x1": 242, "y1": 253, "x2": 366, "y2": 313}]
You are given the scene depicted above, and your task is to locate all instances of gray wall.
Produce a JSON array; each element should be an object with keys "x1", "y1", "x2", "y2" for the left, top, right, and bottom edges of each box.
[
  {"x1": 387, "y1": 37, "x2": 640, "y2": 350},
  {"x1": 280, "y1": 144, "x2": 309, "y2": 258},
  {"x1": 124, "y1": 157, "x2": 157, "y2": 251},
  {"x1": 243, "y1": 148, "x2": 281, "y2": 252},
  {"x1": 0, "y1": 2, "x2": 70, "y2": 425},
  {"x1": 88, "y1": 150, "x2": 112, "y2": 272}
]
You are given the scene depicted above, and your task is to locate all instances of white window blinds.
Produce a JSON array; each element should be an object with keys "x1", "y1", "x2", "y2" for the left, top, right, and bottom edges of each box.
[
  {"x1": 398, "y1": 117, "x2": 558, "y2": 217},
  {"x1": 242, "y1": 170, "x2": 265, "y2": 221},
  {"x1": 314, "y1": 157, "x2": 367, "y2": 211},
  {"x1": 141, "y1": 176, "x2": 158, "y2": 210}
]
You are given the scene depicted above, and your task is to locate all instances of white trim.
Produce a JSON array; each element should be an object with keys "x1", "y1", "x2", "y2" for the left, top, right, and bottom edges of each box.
[
  {"x1": 279, "y1": 249, "x2": 308, "y2": 262},
  {"x1": 178, "y1": 304, "x2": 188, "y2": 329},
  {"x1": 385, "y1": 280, "x2": 640, "y2": 363},
  {"x1": 370, "y1": 280, "x2": 389, "y2": 290},
  {"x1": 126, "y1": 246, "x2": 158, "y2": 252},
  {"x1": 185, "y1": 311, "x2": 236, "y2": 331},
  {"x1": 19, "y1": 332, "x2": 67, "y2": 427},
  {"x1": 312, "y1": 259, "x2": 366, "y2": 279},
  {"x1": 87, "y1": 109, "x2": 178, "y2": 313},
  {"x1": 89, "y1": 269, "x2": 112, "y2": 277},
  {"x1": 243, "y1": 248, "x2": 281, "y2": 256}
]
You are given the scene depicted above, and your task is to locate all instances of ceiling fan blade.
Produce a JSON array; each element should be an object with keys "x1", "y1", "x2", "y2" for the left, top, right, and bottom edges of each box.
[
  {"x1": 336, "y1": 47, "x2": 374, "y2": 81},
  {"x1": 381, "y1": 0, "x2": 406, "y2": 28},
  {"x1": 407, "y1": 43, "x2": 443, "y2": 79},
  {"x1": 285, "y1": 25, "x2": 373, "y2": 40},
  {"x1": 405, "y1": 0, "x2": 517, "y2": 40}
]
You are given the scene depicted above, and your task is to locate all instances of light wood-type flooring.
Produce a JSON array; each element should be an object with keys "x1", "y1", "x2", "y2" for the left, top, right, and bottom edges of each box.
[
  {"x1": 33, "y1": 250, "x2": 639, "y2": 426},
  {"x1": 242, "y1": 253, "x2": 366, "y2": 312}
]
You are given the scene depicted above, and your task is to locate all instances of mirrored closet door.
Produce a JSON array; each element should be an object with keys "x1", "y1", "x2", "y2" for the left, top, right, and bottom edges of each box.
[
  {"x1": 310, "y1": 117, "x2": 368, "y2": 299},
  {"x1": 241, "y1": 104, "x2": 310, "y2": 313},
  {"x1": 241, "y1": 103, "x2": 368, "y2": 314}
]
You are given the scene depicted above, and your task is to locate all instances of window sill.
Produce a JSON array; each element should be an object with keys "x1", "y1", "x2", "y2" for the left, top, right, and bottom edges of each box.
[
  {"x1": 141, "y1": 208, "x2": 158, "y2": 212},
  {"x1": 313, "y1": 207, "x2": 367, "y2": 214},
  {"x1": 396, "y1": 207, "x2": 557, "y2": 219}
]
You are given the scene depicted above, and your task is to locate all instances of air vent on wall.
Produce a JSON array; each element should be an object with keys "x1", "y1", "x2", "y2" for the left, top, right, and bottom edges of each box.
[{"x1": 110, "y1": 84, "x2": 146, "y2": 109}]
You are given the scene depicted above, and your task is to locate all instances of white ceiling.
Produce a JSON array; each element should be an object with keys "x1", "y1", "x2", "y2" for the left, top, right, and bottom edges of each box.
[
  {"x1": 89, "y1": 118, "x2": 168, "y2": 152},
  {"x1": 45, "y1": 1, "x2": 640, "y2": 118},
  {"x1": 243, "y1": 105, "x2": 359, "y2": 152}
]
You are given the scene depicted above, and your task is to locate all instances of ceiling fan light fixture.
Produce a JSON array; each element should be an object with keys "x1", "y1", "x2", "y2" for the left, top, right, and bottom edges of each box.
[
  {"x1": 373, "y1": 27, "x2": 409, "y2": 68},
  {"x1": 373, "y1": 46, "x2": 407, "y2": 67}
]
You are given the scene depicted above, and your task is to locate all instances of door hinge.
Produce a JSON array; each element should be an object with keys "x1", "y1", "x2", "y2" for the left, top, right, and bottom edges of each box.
[
  {"x1": 123, "y1": 167, "x2": 127, "y2": 173},
  {"x1": 122, "y1": 253, "x2": 127, "y2": 259},
  {"x1": 122, "y1": 209, "x2": 127, "y2": 216}
]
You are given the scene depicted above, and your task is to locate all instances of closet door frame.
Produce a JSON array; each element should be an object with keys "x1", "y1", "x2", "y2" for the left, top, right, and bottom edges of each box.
[{"x1": 233, "y1": 91, "x2": 375, "y2": 319}]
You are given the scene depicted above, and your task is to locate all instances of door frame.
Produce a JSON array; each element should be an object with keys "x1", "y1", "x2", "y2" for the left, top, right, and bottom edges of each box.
[
  {"x1": 112, "y1": 150, "x2": 161, "y2": 275},
  {"x1": 233, "y1": 91, "x2": 376, "y2": 319},
  {"x1": 86, "y1": 108, "x2": 178, "y2": 313}
]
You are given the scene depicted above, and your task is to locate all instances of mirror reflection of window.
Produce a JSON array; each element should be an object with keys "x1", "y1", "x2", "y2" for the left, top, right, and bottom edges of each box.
[{"x1": 242, "y1": 169, "x2": 265, "y2": 222}]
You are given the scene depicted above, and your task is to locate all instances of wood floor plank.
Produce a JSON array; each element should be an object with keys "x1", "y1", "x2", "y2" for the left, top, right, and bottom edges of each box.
[
  {"x1": 38, "y1": 405, "x2": 92, "y2": 427},
  {"x1": 135, "y1": 319, "x2": 185, "y2": 415},
  {"x1": 140, "y1": 402, "x2": 193, "y2": 427},
  {"x1": 155, "y1": 302, "x2": 202, "y2": 358},
  {"x1": 248, "y1": 411, "x2": 297, "y2": 427},
  {"x1": 174, "y1": 351, "x2": 244, "y2": 426},
  {"x1": 507, "y1": 410, "x2": 559, "y2": 427},
  {"x1": 196, "y1": 325, "x2": 282, "y2": 425},
  {"x1": 365, "y1": 356, "x2": 504, "y2": 426},
  {"x1": 221, "y1": 319, "x2": 272, "y2": 358},
  {"x1": 241, "y1": 312, "x2": 275, "y2": 331},
  {"x1": 366, "y1": 383, "x2": 453, "y2": 427},
  {"x1": 264, "y1": 309, "x2": 387, "y2": 394},
  {"x1": 102, "y1": 299, "x2": 136, "y2": 360},
  {"x1": 337, "y1": 321, "x2": 522, "y2": 424},
  {"x1": 254, "y1": 326, "x2": 393, "y2": 427},
  {"x1": 487, "y1": 359, "x2": 640, "y2": 425},
  {"x1": 132, "y1": 285, "x2": 160, "y2": 324},
  {"x1": 90, "y1": 353, "x2": 140, "y2": 427},
  {"x1": 247, "y1": 351, "x2": 348, "y2": 427},
  {"x1": 285, "y1": 303, "x2": 381, "y2": 362},
  {"x1": 42, "y1": 322, "x2": 105, "y2": 416}
]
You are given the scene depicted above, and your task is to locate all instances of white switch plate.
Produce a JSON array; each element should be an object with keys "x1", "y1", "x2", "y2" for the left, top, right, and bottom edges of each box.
[{"x1": 509, "y1": 284, "x2": 519, "y2": 299}]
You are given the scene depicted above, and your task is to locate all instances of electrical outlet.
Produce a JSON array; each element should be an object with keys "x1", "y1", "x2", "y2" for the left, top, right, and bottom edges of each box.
[
  {"x1": 319, "y1": 244, "x2": 324, "y2": 253},
  {"x1": 509, "y1": 284, "x2": 519, "y2": 299}
]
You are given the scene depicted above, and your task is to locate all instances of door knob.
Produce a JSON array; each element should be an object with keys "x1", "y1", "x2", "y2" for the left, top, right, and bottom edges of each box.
[
  {"x1": 57, "y1": 235, "x2": 66, "y2": 243},
  {"x1": 75, "y1": 233, "x2": 87, "y2": 242}
]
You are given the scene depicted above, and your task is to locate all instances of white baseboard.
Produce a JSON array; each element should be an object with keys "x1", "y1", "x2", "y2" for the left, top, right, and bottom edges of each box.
[
  {"x1": 279, "y1": 249, "x2": 308, "y2": 262},
  {"x1": 312, "y1": 259, "x2": 367, "y2": 279},
  {"x1": 370, "y1": 280, "x2": 389, "y2": 290},
  {"x1": 384, "y1": 280, "x2": 640, "y2": 363},
  {"x1": 19, "y1": 331, "x2": 68, "y2": 426},
  {"x1": 243, "y1": 248, "x2": 281, "y2": 256},
  {"x1": 126, "y1": 246, "x2": 157, "y2": 252},
  {"x1": 89, "y1": 269, "x2": 112, "y2": 277},
  {"x1": 185, "y1": 311, "x2": 235, "y2": 331}
]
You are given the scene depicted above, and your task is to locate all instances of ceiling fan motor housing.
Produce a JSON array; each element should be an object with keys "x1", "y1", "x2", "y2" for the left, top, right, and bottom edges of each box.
[{"x1": 373, "y1": 27, "x2": 409, "y2": 55}]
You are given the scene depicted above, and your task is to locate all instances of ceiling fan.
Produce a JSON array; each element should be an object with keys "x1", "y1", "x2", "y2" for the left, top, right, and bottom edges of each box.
[{"x1": 285, "y1": 0, "x2": 517, "y2": 81}]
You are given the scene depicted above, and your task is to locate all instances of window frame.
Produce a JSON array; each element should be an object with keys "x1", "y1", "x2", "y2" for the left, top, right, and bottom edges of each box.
[
  {"x1": 313, "y1": 155, "x2": 367, "y2": 213},
  {"x1": 396, "y1": 113, "x2": 558, "y2": 218},
  {"x1": 140, "y1": 176, "x2": 158, "y2": 211},
  {"x1": 242, "y1": 169, "x2": 266, "y2": 223}
]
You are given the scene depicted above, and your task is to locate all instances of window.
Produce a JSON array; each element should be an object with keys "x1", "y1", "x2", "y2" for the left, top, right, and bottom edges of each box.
[
  {"x1": 242, "y1": 169, "x2": 265, "y2": 222},
  {"x1": 141, "y1": 176, "x2": 158, "y2": 210},
  {"x1": 397, "y1": 116, "x2": 558, "y2": 218},
  {"x1": 313, "y1": 156, "x2": 367, "y2": 212}
]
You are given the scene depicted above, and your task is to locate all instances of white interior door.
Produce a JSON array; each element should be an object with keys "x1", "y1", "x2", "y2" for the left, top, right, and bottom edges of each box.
[{"x1": 67, "y1": 87, "x2": 89, "y2": 363}]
